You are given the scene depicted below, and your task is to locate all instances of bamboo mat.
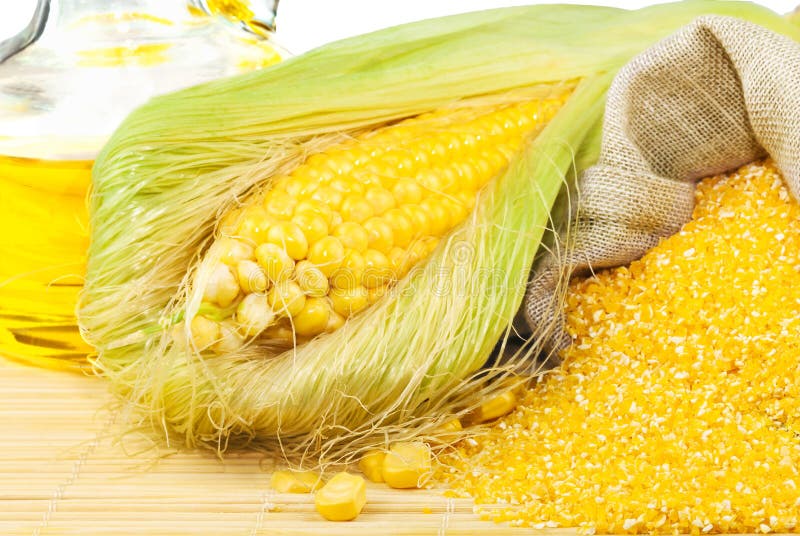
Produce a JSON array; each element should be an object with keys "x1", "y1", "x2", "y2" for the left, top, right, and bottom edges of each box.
[{"x1": 0, "y1": 357, "x2": 568, "y2": 536}]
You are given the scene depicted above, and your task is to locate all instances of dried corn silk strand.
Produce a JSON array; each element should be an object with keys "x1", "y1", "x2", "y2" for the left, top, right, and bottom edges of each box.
[{"x1": 438, "y1": 160, "x2": 800, "y2": 534}]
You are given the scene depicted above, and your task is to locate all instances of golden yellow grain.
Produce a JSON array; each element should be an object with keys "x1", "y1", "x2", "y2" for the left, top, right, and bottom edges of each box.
[{"x1": 438, "y1": 160, "x2": 800, "y2": 534}]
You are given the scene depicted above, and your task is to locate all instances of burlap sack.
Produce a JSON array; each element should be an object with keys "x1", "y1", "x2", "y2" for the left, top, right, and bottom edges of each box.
[{"x1": 523, "y1": 15, "x2": 800, "y2": 356}]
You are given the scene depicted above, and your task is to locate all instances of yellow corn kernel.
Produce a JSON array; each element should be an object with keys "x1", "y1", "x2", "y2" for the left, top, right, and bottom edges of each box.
[
  {"x1": 235, "y1": 293, "x2": 275, "y2": 337},
  {"x1": 329, "y1": 286, "x2": 369, "y2": 317},
  {"x1": 236, "y1": 205, "x2": 273, "y2": 243},
  {"x1": 292, "y1": 297, "x2": 331, "y2": 337},
  {"x1": 362, "y1": 217, "x2": 394, "y2": 254},
  {"x1": 263, "y1": 190, "x2": 297, "y2": 219},
  {"x1": 358, "y1": 450, "x2": 386, "y2": 483},
  {"x1": 294, "y1": 260, "x2": 329, "y2": 298},
  {"x1": 320, "y1": 152, "x2": 355, "y2": 176},
  {"x1": 404, "y1": 240, "x2": 430, "y2": 273},
  {"x1": 307, "y1": 236, "x2": 346, "y2": 277},
  {"x1": 453, "y1": 190, "x2": 475, "y2": 212},
  {"x1": 218, "y1": 207, "x2": 242, "y2": 235},
  {"x1": 295, "y1": 200, "x2": 333, "y2": 226},
  {"x1": 330, "y1": 176, "x2": 364, "y2": 196},
  {"x1": 325, "y1": 311, "x2": 345, "y2": 332},
  {"x1": 340, "y1": 195, "x2": 374, "y2": 224},
  {"x1": 202, "y1": 263, "x2": 240, "y2": 307},
  {"x1": 284, "y1": 176, "x2": 311, "y2": 198},
  {"x1": 236, "y1": 260, "x2": 267, "y2": 294},
  {"x1": 383, "y1": 209, "x2": 413, "y2": 248},
  {"x1": 387, "y1": 247, "x2": 408, "y2": 279},
  {"x1": 399, "y1": 204, "x2": 431, "y2": 239},
  {"x1": 314, "y1": 472, "x2": 367, "y2": 522},
  {"x1": 293, "y1": 212, "x2": 329, "y2": 245},
  {"x1": 440, "y1": 198, "x2": 469, "y2": 228},
  {"x1": 470, "y1": 389, "x2": 518, "y2": 423},
  {"x1": 291, "y1": 164, "x2": 328, "y2": 185},
  {"x1": 329, "y1": 212, "x2": 343, "y2": 229},
  {"x1": 421, "y1": 237, "x2": 439, "y2": 256},
  {"x1": 419, "y1": 198, "x2": 450, "y2": 236},
  {"x1": 330, "y1": 250, "x2": 366, "y2": 289},
  {"x1": 255, "y1": 243, "x2": 294, "y2": 282},
  {"x1": 437, "y1": 418, "x2": 463, "y2": 434},
  {"x1": 362, "y1": 249, "x2": 393, "y2": 288},
  {"x1": 189, "y1": 315, "x2": 220, "y2": 350},
  {"x1": 267, "y1": 280, "x2": 306, "y2": 318},
  {"x1": 270, "y1": 470, "x2": 323, "y2": 493},
  {"x1": 365, "y1": 186, "x2": 396, "y2": 215},
  {"x1": 332, "y1": 222, "x2": 369, "y2": 252},
  {"x1": 382, "y1": 442, "x2": 432, "y2": 489},
  {"x1": 416, "y1": 169, "x2": 446, "y2": 193},
  {"x1": 392, "y1": 179, "x2": 423, "y2": 205},
  {"x1": 266, "y1": 221, "x2": 308, "y2": 260},
  {"x1": 215, "y1": 236, "x2": 254, "y2": 266},
  {"x1": 211, "y1": 320, "x2": 244, "y2": 354},
  {"x1": 270, "y1": 174, "x2": 292, "y2": 191},
  {"x1": 310, "y1": 185, "x2": 344, "y2": 211},
  {"x1": 262, "y1": 320, "x2": 295, "y2": 342},
  {"x1": 454, "y1": 162, "x2": 480, "y2": 191}
]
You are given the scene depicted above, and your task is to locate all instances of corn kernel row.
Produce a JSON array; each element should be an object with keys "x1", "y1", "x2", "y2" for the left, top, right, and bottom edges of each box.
[{"x1": 438, "y1": 161, "x2": 800, "y2": 534}]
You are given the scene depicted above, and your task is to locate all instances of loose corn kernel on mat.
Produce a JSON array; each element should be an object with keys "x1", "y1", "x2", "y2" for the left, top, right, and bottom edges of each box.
[{"x1": 0, "y1": 358, "x2": 529, "y2": 536}]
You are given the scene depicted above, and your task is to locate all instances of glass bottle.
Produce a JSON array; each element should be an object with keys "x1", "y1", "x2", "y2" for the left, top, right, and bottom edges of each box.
[{"x1": 0, "y1": 0, "x2": 283, "y2": 371}]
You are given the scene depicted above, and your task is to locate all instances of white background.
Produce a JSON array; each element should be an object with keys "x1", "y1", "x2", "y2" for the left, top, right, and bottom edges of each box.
[{"x1": 1, "y1": 0, "x2": 798, "y2": 54}]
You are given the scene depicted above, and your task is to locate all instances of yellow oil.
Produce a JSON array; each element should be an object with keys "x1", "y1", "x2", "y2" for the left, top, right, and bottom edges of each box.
[
  {"x1": 0, "y1": 5, "x2": 284, "y2": 372},
  {"x1": 0, "y1": 156, "x2": 94, "y2": 372},
  {"x1": 77, "y1": 43, "x2": 174, "y2": 68}
]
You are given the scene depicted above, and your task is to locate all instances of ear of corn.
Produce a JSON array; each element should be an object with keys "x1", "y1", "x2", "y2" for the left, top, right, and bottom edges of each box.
[{"x1": 78, "y1": 2, "x2": 799, "y2": 460}]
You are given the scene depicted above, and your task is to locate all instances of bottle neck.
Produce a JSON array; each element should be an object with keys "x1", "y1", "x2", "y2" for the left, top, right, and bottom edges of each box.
[{"x1": 49, "y1": 0, "x2": 196, "y2": 27}]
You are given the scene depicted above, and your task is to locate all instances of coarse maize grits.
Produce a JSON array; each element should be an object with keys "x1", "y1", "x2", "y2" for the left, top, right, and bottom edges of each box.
[{"x1": 438, "y1": 160, "x2": 800, "y2": 534}]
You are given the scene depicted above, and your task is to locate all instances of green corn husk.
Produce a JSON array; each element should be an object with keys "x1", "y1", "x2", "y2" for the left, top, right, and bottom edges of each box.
[{"x1": 79, "y1": 2, "x2": 800, "y2": 460}]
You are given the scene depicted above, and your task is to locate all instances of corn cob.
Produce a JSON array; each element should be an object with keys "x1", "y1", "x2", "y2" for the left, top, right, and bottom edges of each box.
[
  {"x1": 193, "y1": 99, "x2": 562, "y2": 349},
  {"x1": 79, "y1": 2, "x2": 800, "y2": 459}
]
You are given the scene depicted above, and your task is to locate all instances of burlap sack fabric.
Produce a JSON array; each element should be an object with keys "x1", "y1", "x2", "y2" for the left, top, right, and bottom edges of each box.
[{"x1": 523, "y1": 15, "x2": 800, "y2": 355}]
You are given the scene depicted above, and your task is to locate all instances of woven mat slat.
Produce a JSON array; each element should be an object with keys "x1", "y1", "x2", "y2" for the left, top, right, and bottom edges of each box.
[{"x1": 0, "y1": 358, "x2": 562, "y2": 536}]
